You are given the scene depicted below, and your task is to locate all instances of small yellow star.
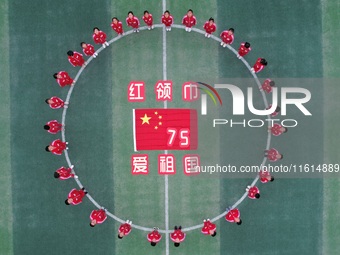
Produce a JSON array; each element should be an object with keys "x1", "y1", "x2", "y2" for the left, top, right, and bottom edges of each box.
[
  {"x1": 154, "y1": 111, "x2": 158, "y2": 115},
  {"x1": 158, "y1": 115, "x2": 162, "y2": 119},
  {"x1": 159, "y1": 122, "x2": 162, "y2": 125},
  {"x1": 140, "y1": 114, "x2": 151, "y2": 125},
  {"x1": 154, "y1": 126, "x2": 158, "y2": 130}
]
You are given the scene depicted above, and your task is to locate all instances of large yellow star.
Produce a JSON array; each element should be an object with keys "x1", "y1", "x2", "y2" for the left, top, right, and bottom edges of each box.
[{"x1": 140, "y1": 114, "x2": 151, "y2": 125}]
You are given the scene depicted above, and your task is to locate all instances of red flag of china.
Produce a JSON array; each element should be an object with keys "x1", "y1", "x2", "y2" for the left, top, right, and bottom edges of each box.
[{"x1": 133, "y1": 108, "x2": 198, "y2": 151}]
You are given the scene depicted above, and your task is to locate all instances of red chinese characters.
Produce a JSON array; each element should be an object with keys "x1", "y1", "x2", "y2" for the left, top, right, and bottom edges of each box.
[
  {"x1": 127, "y1": 81, "x2": 145, "y2": 102},
  {"x1": 155, "y1": 80, "x2": 173, "y2": 101},
  {"x1": 131, "y1": 154, "x2": 149, "y2": 175}
]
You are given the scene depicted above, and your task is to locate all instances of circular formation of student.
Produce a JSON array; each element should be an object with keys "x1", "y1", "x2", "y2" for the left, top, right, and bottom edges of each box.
[{"x1": 44, "y1": 8, "x2": 286, "y2": 248}]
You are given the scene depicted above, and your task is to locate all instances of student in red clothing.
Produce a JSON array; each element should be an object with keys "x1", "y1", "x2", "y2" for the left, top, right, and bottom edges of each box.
[
  {"x1": 269, "y1": 123, "x2": 287, "y2": 136},
  {"x1": 142, "y1": 10, "x2": 154, "y2": 30},
  {"x1": 220, "y1": 28, "x2": 234, "y2": 47},
  {"x1": 246, "y1": 186, "x2": 260, "y2": 199},
  {"x1": 65, "y1": 188, "x2": 87, "y2": 205},
  {"x1": 203, "y1": 17, "x2": 216, "y2": 38},
  {"x1": 251, "y1": 58, "x2": 267, "y2": 73},
  {"x1": 237, "y1": 42, "x2": 251, "y2": 59},
  {"x1": 80, "y1": 42, "x2": 98, "y2": 58},
  {"x1": 225, "y1": 207, "x2": 242, "y2": 225},
  {"x1": 161, "y1": 10, "x2": 174, "y2": 31},
  {"x1": 44, "y1": 120, "x2": 63, "y2": 134},
  {"x1": 54, "y1": 166, "x2": 77, "y2": 180},
  {"x1": 182, "y1": 9, "x2": 196, "y2": 32},
  {"x1": 90, "y1": 208, "x2": 107, "y2": 227},
  {"x1": 259, "y1": 169, "x2": 274, "y2": 183},
  {"x1": 67, "y1": 50, "x2": 86, "y2": 67},
  {"x1": 53, "y1": 71, "x2": 74, "y2": 87},
  {"x1": 261, "y1": 79, "x2": 275, "y2": 93},
  {"x1": 170, "y1": 226, "x2": 185, "y2": 247},
  {"x1": 265, "y1": 148, "x2": 283, "y2": 162},
  {"x1": 118, "y1": 220, "x2": 132, "y2": 239},
  {"x1": 266, "y1": 105, "x2": 281, "y2": 117},
  {"x1": 201, "y1": 219, "x2": 217, "y2": 237},
  {"x1": 45, "y1": 139, "x2": 68, "y2": 155},
  {"x1": 45, "y1": 96, "x2": 66, "y2": 109},
  {"x1": 147, "y1": 227, "x2": 162, "y2": 246},
  {"x1": 92, "y1": 27, "x2": 109, "y2": 48},
  {"x1": 126, "y1": 11, "x2": 140, "y2": 33},
  {"x1": 111, "y1": 17, "x2": 124, "y2": 35}
]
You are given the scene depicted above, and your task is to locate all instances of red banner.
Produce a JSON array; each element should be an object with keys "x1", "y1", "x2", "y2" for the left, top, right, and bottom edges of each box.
[{"x1": 133, "y1": 108, "x2": 198, "y2": 151}]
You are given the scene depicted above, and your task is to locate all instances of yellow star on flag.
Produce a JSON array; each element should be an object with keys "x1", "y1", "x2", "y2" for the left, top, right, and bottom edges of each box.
[{"x1": 140, "y1": 114, "x2": 151, "y2": 125}]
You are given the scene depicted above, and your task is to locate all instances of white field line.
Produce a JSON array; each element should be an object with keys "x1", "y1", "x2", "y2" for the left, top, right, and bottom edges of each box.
[{"x1": 60, "y1": 24, "x2": 271, "y2": 235}]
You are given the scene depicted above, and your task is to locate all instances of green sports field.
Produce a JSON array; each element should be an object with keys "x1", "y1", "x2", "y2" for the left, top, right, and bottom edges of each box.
[{"x1": 1, "y1": 0, "x2": 340, "y2": 254}]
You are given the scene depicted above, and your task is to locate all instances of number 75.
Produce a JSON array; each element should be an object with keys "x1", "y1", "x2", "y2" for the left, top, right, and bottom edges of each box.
[{"x1": 167, "y1": 128, "x2": 190, "y2": 147}]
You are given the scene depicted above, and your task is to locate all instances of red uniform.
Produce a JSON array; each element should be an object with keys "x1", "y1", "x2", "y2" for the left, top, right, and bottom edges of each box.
[
  {"x1": 247, "y1": 186, "x2": 260, "y2": 199},
  {"x1": 56, "y1": 71, "x2": 73, "y2": 87},
  {"x1": 142, "y1": 14, "x2": 153, "y2": 26},
  {"x1": 147, "y1": 230, "x2": 162, "y2": 243},
  {"x1": 111, "y1": 21, "x2": 124, "y2": 35},
  {"x1": 126, "y1": 16, "x2": 140, "y2": 29},
  {"x1": 50, "y1": 139, "x2": 67, "y2": 155},
  {"x1": 201, "y1": 220, "x2": 216, "y2": 235},
  {"x1": 271, "y1": 123, "x2": 284, "y2": 136},
  {"x1": 92, "y1": 31, "x2": 107, "y2": 45},
  {"x1": 267, "y1": 104, "x2": 279, "y2": 117},
  {"x1": 68, "y1": 52, "x2": 85, "y2": 67},
  {"x1": 225, "y1": 208, "x2": 240, "y2": 223},
  {"x1": 266, "y1": 148, "x2": 280, "y2": 162},
  {"x1": 90, "y1": 209, "x2": 107, "y2": 224},
  {"x1": 82, "y1": 43, "x2": 95, "y2": 56},
  {"x1": 252, "y1": 58, "x2": 266, "y2": 73},
  {"x1": 220, "y1": 31, "x2": 234, "y2": 45},
  {"x1": 182, "y1": 15, "x2": 197, "y2": 28},
  {"x1": 45, "y1": 120, "x2": 63, "y2": 134},
  {"x1": 161, "y1": 15, "x2": 174, "y2": 27},
  {"x1": 203, "y1": 21, "x2": 216, "y2": 34},
  {"x1": 68, "y1": 189, "x2": 86, "y2": 205},
  {"x1": 259, "y1": 170, "x2": 271, "y2": 183},
  {"x1": 238, "y1": 42, "x2": 252, "y2": 57},
  {"x1": 56, "y1": 166, "x2": 74, "y2": 180},
  {"x1": 48, "y1": 97, "x2": 64, "y2": 109},
  {"x1": 119, "y1": 223, "x2": 132, "y2": 236},
  {"x1": 170, "y1": 229, "x2": 186, "y2": 243},
  {"x1": 261, "y1": 79, "x2": 273, "y2": 93}
]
